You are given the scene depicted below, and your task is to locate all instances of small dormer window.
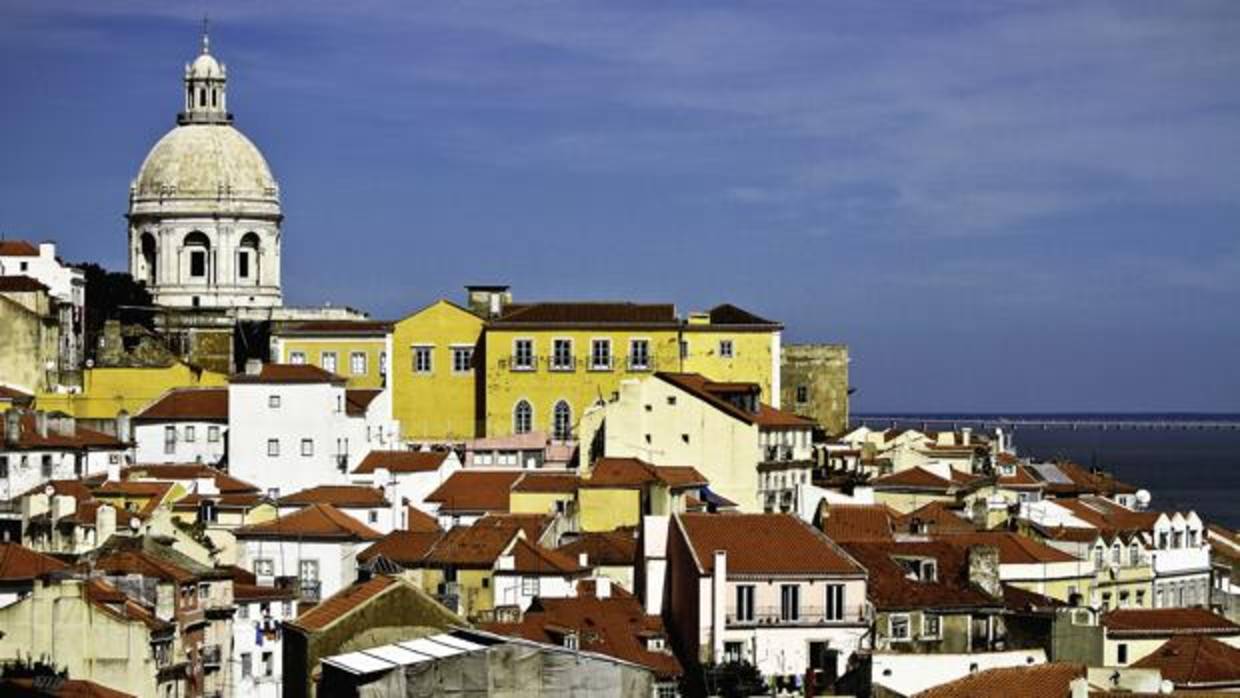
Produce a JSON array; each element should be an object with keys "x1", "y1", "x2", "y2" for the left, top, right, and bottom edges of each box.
[
  {"x1": 563, "y1": 633, "x2": 578, "y2": 650},
  {"x1": 921, "y1": 560, "x2": 937, "y2": 582}
]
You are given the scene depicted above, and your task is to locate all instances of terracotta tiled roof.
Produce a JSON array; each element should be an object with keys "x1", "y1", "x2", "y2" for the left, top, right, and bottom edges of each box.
[
  {"x1": 482, "y1": 591, "x2": 682, "y2": 679},
  {"x1": 234, "y1": 583, "x2": 297, "y2": 602},
  {"x1": 358, "y1": 530, "x2": 445, "y2": 566},
  {"x1": 1001, "y1": 583, "x2": 1069, "y2": 611},
  {"x1": 279, "y1": 485, "x2": 387, "y2": 508},
  {"x1": 1054, "y1": 496, "x2": 1161, "y2": 535},
  {"x1": 752, "y1": 404, "x2": 817, "y2": 428},
  {"x1": 1102, "y1": 608, "x2": 1240, "y2": 637},
  {"x1": 93, "y1": 481, "x2": 174, "y2": 516},
  {"x1": 1032, "y1": 461, "x2": 1138, "y2": 496},
  {"x1": 493, "y1": 302, "x2": 678, "y2": 326},
  {"x1": 289, "y1": 575, "x2": 399, "y2": 631},
  {"x1": 0, "y1": 542, "x2": 68, "y2": 581},
  {"x1": 654, "y1": 372, "x2": 761, "y2": 424},
  {"x1": 1131, "y1": 635, "x2": 1240, "y2": 687},
  {"x1": 276, "y1": 320, "x2": 392, "y2": 336},
  {"x1": 655, "y1": 465, "x2": 709, "y2": 488},
  {"x1": 895, "y1": 501, "x2": 976, "y2": 534},
  {"x1": 913, "y1": 662, "x2": 1085, "y2": 698},
  {"x1": 424, "y1": 470, "x2": 522, "y2": 513},
  {"x1": 822, "y1": 504, "x2": 896, "y2": 543},
  {"x1": 171, "y1": 492, "x2": 264, "y2": 510},
  {"x1": 134, "y1": 387, "x2": 228, "y2": 421},
  {"x1": 424, "y1": 524, "x2": 520, "y2": 568},
  {"x1": 870, "y1": 466, "x2": 981, "y2": 491},
  {"x1": 506, "y1": 538, "x2": 586, "y2": 575},
  {"x1": 93, "y1": 549, "x2": 198, "y2": 584},
  {"x1": 842, "y1": 540, "x2": 1000, "y2": 611},
  {"x1": 512, "y1": 472, "x2": 581, "y2": 493},
  {"x1": 345, "y1": 389, "x2": 382, "y2": 417},
  {"x1": 18, "y1": 478, "x2": 94, "y2": 501},
  {"x1": 3, "y1": 413, "x2": 125, "y2": 450},
  {"x1": 0, "y1": 275, "x2": 49, "y2": 292},
  {"x1": 406, "y1": 504, "x2": 441, "y2": 532},
  {"x1": 585, "y1": 457, "x2": 706, "y2": 489},
  {"x1": 678, "y1": 513, "x2": 864, "y2": 576},
  {"x1": 996, "y1": 464, "x2": 1043, "y2": 489},
  {"x1": 353, "y1": 449, "x2": 447, "y2": 474},
  {"x1": 0, "y1": 677, "x2": 138, "y2": 697},
  {"x1": 0, "y1": 385, "x2": 34, "y2": 402},
  {"x1": 233, "y1": 503, "x2": 383, "y2": 541},
  {"x1": 558, "y1": 529, "x2": 638, "y2": 567},
  {"x1": 474, "y1": 513, "x2": 554, "y2": 543},
  {"x1": 0, "y1": 240, "x2": 39, "y2": 256},
  {"x1": 229, "y1": 363, "x2": 345, "y2": 384},
  {"x1": 121, "y1": 463, "x2": 258, "y2": 494},
  {"x1": 933, "y1": 532, "x2": 1078, "y2": 564}
]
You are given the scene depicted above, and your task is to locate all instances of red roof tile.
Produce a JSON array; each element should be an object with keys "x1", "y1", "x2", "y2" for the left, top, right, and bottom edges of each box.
[
  {"x1": 354, "y1": 450, "x2": 447, "y2": 474},
  {"x1": 234, "y1": 503, "x2": 383, "y2": 541},
  {"x1": 558, "y1": 529, "x2": 638, "y2": 567},
  {"x1": 933, "y1": 532, "x2": 1078, "y2": 564},
  {"x1": 474, "y1": 513, "x2": 554, "y2": 543},
  {"x1": 424, "y1": 470, "x2": 522, "y2": 512},
  {"x1": 0, "y1": 275, "x2": 49, "y2": 293},
  {"x1": 0, "y1": 240, "x2": 39, "y2": 256},
  {"x1": 4, "y1": 413, "x2": 125, "y2": 450},
  {"x1": 703, "y1": 303, "x2": 779, "y2": 328},
  {"x1": 493, "y1": 302, "x2": 678, "y2": 326},
  {"x1": 0, "y1": 677, "x2": 138, "y2": 697},
  {"x1": 871, "y1": 466, "x2": 973, "y2": 491},
  {"x1": 93, "y1": 549, "x2": 198, "y2": 583},
  {"x1": 279, "y1": 485, "x2": 387, "y2": 508},
  {"x1": 358, "y1": 530, "x2": 445, "y2": 566},
  {"x1": 234, "y1": 583, "x2": 297, "y2": 602},
  {"x1": 1131, "y1": 635, "x2": 1240, "y2": 687},
  {"x1": 405, "y1": 504, "x2": 441, "y2": 532},
  {"x1": 121, "y1": 463, "x2": 258, "y2": 494},
  {"x1": 276, "y1": 320, "x2": 391, "y2": 336},
  {"x1": 229, "y1": 363, "x2": 345, "y2": 384},
  {"x1": 345, "y1": 389, "x2": 382, "y2": 417},
  {"x1": 425, "y1": 525, "x2": 519, "y2": 568},
  {"x1": 822, "y1": 504, "x2": 896, "y2": 543},
  {"x1": 896, "y1": 501, "x2": 976, "y2": 534},
  {"x1": 506, "y1": 538, "x2": 585, "y2": 575},
  {"x1": 0, "y1": 385, "x2": 34, "y2": 402},
  {"x1": 134, "y1": 388, "x2": 228, "y2": 421},
  {"x1": 752, "y1": 404, "x2": 817, "y2": 428},
  {"x1": 842, "y1": 540, "x2": 1000, "y2": 611},
  {"x1": 1102, "y1": 608, "x2": 1240, "y2": 637},
  {"x1": 678, "y1": 513, "x2": 864, "y2": 576},
  {"x1": 289, "y1": 575, "x2": 399, "y2": 631},
  {"x1": 586, "y1": 458, "x2": 706, "y2": 489},
  {"x1": 0, "y1": 542, "x2": 68, "y2": 581},
  {"x1": 914, "y1": 662, "x2": 1085, "y2": 698},
  {"x1": 512, "y1": 472, "x2": 581, "y2": 493}
]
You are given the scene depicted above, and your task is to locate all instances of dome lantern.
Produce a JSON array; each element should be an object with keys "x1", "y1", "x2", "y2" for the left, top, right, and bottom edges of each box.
[{"x1": 178, "y1": 22, "x2": 231, "y2": 125}]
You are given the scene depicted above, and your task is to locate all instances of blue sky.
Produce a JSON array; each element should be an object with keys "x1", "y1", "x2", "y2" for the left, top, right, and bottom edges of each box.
[{"x1": 2, "y1": 1, "x2": 1238, "y2": 412}]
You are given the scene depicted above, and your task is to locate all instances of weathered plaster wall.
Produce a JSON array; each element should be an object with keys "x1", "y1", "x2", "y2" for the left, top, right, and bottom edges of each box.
[{"x1": 781, "y1": 344, "x2": 849, "y2": 435}]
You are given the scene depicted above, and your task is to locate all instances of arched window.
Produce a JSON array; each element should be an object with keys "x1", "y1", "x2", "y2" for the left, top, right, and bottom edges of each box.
[
  {"x1": 552, "y1": 401, "x2": 572, "y2": 441},
  {"x1": 199, "y1": 88, "x2": 207, "y2": 107},
  {"x1": 239, "y1": 232, "x2": 260, "y2": 282},
  {"x1": 514, "y1": 400, "x2": 533, "y2": 435},
  {"x1": 140, "y1": 233, "x2": 158, "y2": 284},
  {"x1": 1128, "y1": 542, "x2": 1140, "y2": 567},
  {"x1": 183, "y1": 231, "x2": 211, "y2": 281}
]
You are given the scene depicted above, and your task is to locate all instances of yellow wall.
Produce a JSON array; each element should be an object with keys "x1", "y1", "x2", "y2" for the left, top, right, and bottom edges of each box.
[
  {"x1": 419, "y1": 567, "x2": 494, "y2": 619},
  {"x1": 275, "y1": 336, "x2": 386, "y2": 388},
  {"x1": 509, "y1": 491, "x2": 575, "y2": 517},
  {"x1": 681, "y1": 328, "x2": 777, "y2": 404},
  {"x1": 391, "y1": 301, "x2": 484, "y2": 441},
  {"x1": 96, "y1": 482, "x2": 186, "y2": 516},
  {"x1": 481, "y1": 328, "x2": 680, "y2": 437},
  {"x1": 579, "y1": 488, "x2": 642, "y2": 532},
  {"x1": 36, "y1": 363, "x2": 229, "y2": 419}
]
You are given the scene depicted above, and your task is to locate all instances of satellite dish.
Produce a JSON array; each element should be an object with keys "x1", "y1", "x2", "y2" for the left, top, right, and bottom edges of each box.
[{"x1": 1136, "y1": 490, "x2": 1152, "y2": 508}]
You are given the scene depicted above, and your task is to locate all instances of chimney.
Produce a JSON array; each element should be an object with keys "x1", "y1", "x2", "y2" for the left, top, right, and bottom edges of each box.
[
  {"x1": 35, "y1": 411, "x2": 48, "y2": 438},
  {"x1": 38, "y1": 242, "x2": 55, "y2": 260},
  {"x1": 97, "y1": 505, "x2": 117, "y2": 545},
  {"x1": 961, "y1": 427, "x2": 972, "y2": 446},
  {"x1": 52, "y1": 414, "x2": 76, "y2": 438},
  {"x1": 711, "y1": 550, "x2": 727, "y2": 662},
  {"x1": 106, "y1": 459, "x2": 120, "y2": 483},
  {"x1": 578, "y1": 552, "x2": 589, "y2": 569},
  {"x1": 967, "y1": 545, "x2": 1002, "y2": 598},
  {"x1": 22, "y1": 492, "x2": 50, "y2": 524},
  {"x1": 115, "y1": 410, "x2": 131, "y2": 443},
  {"x1": 51, "y1": 494, "x2": 76, "y2": 522},
  {"x1": 595, "y1": 576, "x2": 611, "y2": 599},
  {"x1": 4, "y1": 409, "x2": 20, "y2": 445},
  {"x1": 1069, "y1": 677, "x2": 1090, "y2": 698},
  {"x1": 245, "y1": 359, "x2": 263, "y2": 376}
]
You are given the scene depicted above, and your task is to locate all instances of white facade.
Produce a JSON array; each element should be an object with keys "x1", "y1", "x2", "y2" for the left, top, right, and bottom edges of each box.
[
  {"x1": 871, "y1": 649, "x2": 1049, "y2": 697},
  {"x1": 348, "y1": 453, "x2": 463, "y2": 513},
  {"x1": 134, "y1": 420, "x2": 226, "y2": 465},
  {"x1": 228, "y1": 376, "x2": 359, "y2": 497},
  {"x1": 231, "y1": 592, "x2": 295, "y2": 698},
  {"x1": 128, "y1": 33, "x2": 282, "y2": 310},
  {"x1": 1149, "y1": 511, "x2": 1211, "y2": 608},
  {"x1": 238, "y1": 537, "x2": 364, "y2": 605}
]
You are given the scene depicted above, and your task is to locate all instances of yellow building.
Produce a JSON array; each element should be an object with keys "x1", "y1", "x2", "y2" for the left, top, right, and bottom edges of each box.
[
  {"x1": 36, "y1": 362, "x2": 229, "y2": 420},
  {"x1": 390, "y1": 300, "x2": 484, "y2": 441},
  {"x1": 270, "y1": 320, "x2": 391, "y2": 389},
  {"x1": 679, "y1": 304, "x2": 783, "y2": 407}
]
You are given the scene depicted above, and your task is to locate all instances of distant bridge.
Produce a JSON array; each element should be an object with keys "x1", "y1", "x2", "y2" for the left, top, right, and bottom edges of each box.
[{"x1": 852, "y1": 415, "x2": 1240, "y2": 431}]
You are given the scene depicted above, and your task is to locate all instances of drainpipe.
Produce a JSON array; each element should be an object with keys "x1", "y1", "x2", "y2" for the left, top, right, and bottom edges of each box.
[{"x1": 712, "y1": 550, "x2": 727, "y2": 663}]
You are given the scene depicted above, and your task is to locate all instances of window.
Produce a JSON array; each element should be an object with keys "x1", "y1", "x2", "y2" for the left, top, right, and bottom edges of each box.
[
  {"x1": 380, "y1": 351, "x2": 387, "y2": 376},
  {"x1": 413, "y1": 346, "x2": 433, "y2": 373},
  {"x1": 1102, "y1": 592, "x2": 1112, "y2": 610},
  {"x1": 1159, "y1": 531, "x2": 1169, "y2": 549},
  {"x1": 1129, "y1": 543, "x2": 1140, "y2": 566},
  {"x1": 552, "y1": 401, "x2": 572, "y2": 441},
  {"x1": 923, "y1": 613, "x2": 942, "y2": 638},
  {"x1": 190, "y1": 250, "x2": 206, "y2": 277},
  {"x1": 41, "y1": 455, "x2": 52, "y2": 479},
  {"x1": 164, "y1": 425, "x2": 176, "y2": 455},
  {"x1": 254, "y1": 558, "x2": 274, "y2": 576},
  {"x1": 207, "y1": 426, "x2": 220, "y2": 443},
  {"x1": 1137, "y1": 589, "x2": 1146, "y2": 607},
  {"x1": 796, "y1": 385, "x2": 809, "y2": 404},
  {"x1": 551, "y1": 339, "x2": 574, "y2": 371},
  {"x1": 300, "y1": 438, "x2": 313, "y2": 457},
  {"x1": 921, "y1": 560, "x2": 938, "y2": 582},
  {"x1": 719, "y1": 339, "x2": 734, "y2": 358},
  {"x1": 1117, "y1": 643, "x2": 1128, "y2": 664},
  {"x1": 350, "y1": 352, "x2": 367, "y2": 375},
  {"x1": 452, "y1": 346, "x2": 474, "y2": 373},
  {"x1": 679, "y1": 340, "x2": 689, "y2": 359},
  {"x1": 321, "y1": 352, "x2": 337, "y2": 374},
  {"x1": 522, "y1": 577, "x2": 540, "y2": 596},
  {"x1": 514, "y1": 400, "x2": 533, "y2": 435},
  {"x1": 825, "y1": 584, "x2": 845, "y2": 621},
  {"x1": 289, "y1": 351, "x2": 306, "y2": 365},
  {"x1": 513, "y1": 339, "x2": 534, "y2": 370},
  {"x1": 590, "y1": 339, "x2": 612, "y2": 370},
  {"x1": 736, "y1": 585, "x2": 755, "y2": 622},
  {"x1": 268, "y1": 395, "x2": 281, "y2": 409},
  {"x1": 563, "y1": 633, "x2": 578, "y2": 650},
  {"x1": 241, "y1": 652, "x2": 252, "y2": 678},
  {"x1": 629, "y1": 339, "x2": 650, "y2": 370},
  {"x1": 890, "y1": 614, "x2": 911, "y2": 640},
  {"x1": 1112, "y1": 544, "x2": 1121, "y2": 566},
  {"x1": 780, "y1": 584, "x2": 800, "y2": 621},
  {"x1": 723, "y1": 641, "x2": 743, "y2": 663},
  {"x1": 184, "y1": 425, "x2": 195, "y2": 443},
  {"x1": 656, "y1": 684, "x2": 677, "y2": 698},
  {"x1": 1093, "y1": 545, "x2": 1104, "y2": 570},
  {"x1": 368, "y1": 510, "x2": 378, "y2": 524},
  {"x1": 238, "y1": 602, "x2": 249, "y2": 620},
  {"x1": 238, "y1": 250, "x2": 251, "y2": 278},
  {"x1": 0, "y1": 456, "x2": 7, "y2": 479},
  {"x1": 1172, "y1": 529, "x2": 1184, "y2": 548},
  {"x1": 199, "y1": 583, "x2": 210, "y2": 599},
  {"x1": 267, "y1": 439, "x2": 279, "y2": 457},
  {"x1": 262, "y1": 651, "x2": 274, "y2": 677},
  {"x1": 282, "y1": 600, "x2": 293, "y2": 616}
]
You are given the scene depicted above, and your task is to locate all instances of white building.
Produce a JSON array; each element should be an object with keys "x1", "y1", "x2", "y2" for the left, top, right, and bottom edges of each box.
[
  {"x1": 0, "y1": 410, "x2": 131, "y2": 504},
  {"x1": 133, "y1": 387, "x2": 228, "y2": 464},
  {"x1": 349, "y1": 449, "x2": 462, "y2": 513},
  {"x1": 664, "y1": 513, "x2": 870, "y2": 685},
  {"x1": 277, "y1": 484, "x2": 402, "y2": 535},
  {"x1": 491, "y1": 536, "x2": 587, "y2": 610},
  {"x1": 231, "y1": 581, "x2": 296, "y2": 698},
  {"x1": 233, "y1": 502, "x2": 382, "y2": 605},
  {"x1": 127, "y1": 32, "x2": 282, "y2": 310},
  {"x1": 228, "y1": 363, "x2": 396, "y2": 497}
]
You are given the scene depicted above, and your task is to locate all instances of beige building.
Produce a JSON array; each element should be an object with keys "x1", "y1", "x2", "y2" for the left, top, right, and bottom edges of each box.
[
  {"x1": 0, "y1": 277, "x2": 60, "y2": 393},
  {"x1": 781, "y1": 343, "x2": 850, "y2": 435}
]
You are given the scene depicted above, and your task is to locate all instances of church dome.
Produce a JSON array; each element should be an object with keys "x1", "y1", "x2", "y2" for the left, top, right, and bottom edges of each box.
[
  {"x1": 189, "y1": 52, "x2": 224, "y2": 79},
  {"x1": 132, "y1": 124, "x2": 278, "y2": 202}
]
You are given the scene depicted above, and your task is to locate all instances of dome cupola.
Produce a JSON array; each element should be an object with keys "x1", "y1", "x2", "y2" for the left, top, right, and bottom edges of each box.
[{"x1": 179, "y1": 25, "x2": 231, "y2": 125}]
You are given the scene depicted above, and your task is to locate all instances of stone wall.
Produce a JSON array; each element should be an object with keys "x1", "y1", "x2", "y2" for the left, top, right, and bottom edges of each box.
[
  {"x1": 780, "y1": 343, "x2": 850, "y2": 435},
  {"x1": 0, "y1": 294, "x2": 58, "y2": 392}
]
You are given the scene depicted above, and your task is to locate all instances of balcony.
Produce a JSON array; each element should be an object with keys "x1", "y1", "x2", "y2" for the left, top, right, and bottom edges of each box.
[
  {"x1": 727, "y1": 605, "x2": 870, "y2": 628},
  {"x1": 549, "y1": 356, "x2": 576, "y2": 372},
  {"x1": 507, "y1": 355, "x2": 537, "y2": 372}
]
